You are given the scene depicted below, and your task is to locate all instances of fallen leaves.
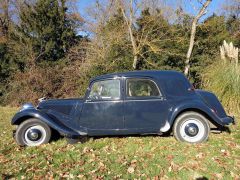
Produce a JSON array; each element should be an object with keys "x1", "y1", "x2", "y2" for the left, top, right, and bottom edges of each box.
[
  {"x1": 220, "y1": 149, "x2": 231, "y2": 157},
  {"x1": 0, "y1": 107, "x2": 240, "y2": 179},
  {"x1": 212, "y1": 173, "x2": 223, "y2": 179},
  {"x1": 82, "y1": 147, "x2": 93, "y2": 154},
  {"x1": 127, "y1": 166, "x2": 135, "y2": 174},
  {"x1": 168, "y1": 162, "x2": 180, "y2": 172},
  {"x1": 127, "y1": 159, "x2": 137, "y2": 174},
  {"x1": 196, "y1": 152, "x2": 204, "y2": 159}
]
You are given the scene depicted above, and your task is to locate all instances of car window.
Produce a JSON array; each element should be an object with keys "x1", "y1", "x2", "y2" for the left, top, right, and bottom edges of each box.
[
  {"x1": 126, "y1": 78, "x2": 160, "y2": 97},
  {"x1": 89, "y1": 79, "x2": 120, "y2": 100}
]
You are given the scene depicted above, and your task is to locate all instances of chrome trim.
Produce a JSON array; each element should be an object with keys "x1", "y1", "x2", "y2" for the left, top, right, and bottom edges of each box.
[
  {"x1": 85, "y1": 98, "x2": 164, "y2": 103},
  {"x1": 38, "y1": 97, "x2": 46, "y2": 102},
  {"x1": 124, "y1": 98, "x2": 164, "y2": 102},
  {"x1": 88, "y1": 79, "x2": 121, "y2": 101},
  {"x1": 125, "y1": 77, "x2": 163, "y2": 98},
  {"x1": 85, "y1": 100, "x2": 123, "y2": 103},
  {"x1": 20, "y1": 103, "x2": 35, "y2": 111}
]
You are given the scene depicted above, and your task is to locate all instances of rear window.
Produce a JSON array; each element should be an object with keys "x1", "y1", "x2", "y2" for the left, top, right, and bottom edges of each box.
[{"x1": 126, "y1": 78, "x2": 160, "y2": 98}]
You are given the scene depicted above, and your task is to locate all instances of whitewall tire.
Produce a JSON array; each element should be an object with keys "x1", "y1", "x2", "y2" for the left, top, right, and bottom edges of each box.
[{"x1": 173, "y1": 111, "x2": 210, "y2": 143}]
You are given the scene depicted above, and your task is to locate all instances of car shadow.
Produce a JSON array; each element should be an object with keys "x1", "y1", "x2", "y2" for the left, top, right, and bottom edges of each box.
[
  {"x1": 211, "y1": 126, "x2": 231, "y2": 134},
  {"x1": 52, "y1": 126, "x2": 232, "y2": 145},
  {"x1": 89, "y1": 133, "x2": 172, "y2": 142}
]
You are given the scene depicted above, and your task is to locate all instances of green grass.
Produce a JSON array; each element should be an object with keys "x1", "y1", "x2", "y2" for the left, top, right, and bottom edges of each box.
[{"x1": 0, "y1": 107, "x2": 240, "y2": 179}]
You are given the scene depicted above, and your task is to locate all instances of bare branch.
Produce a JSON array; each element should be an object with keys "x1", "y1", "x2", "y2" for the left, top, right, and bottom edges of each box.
[{"x1": 184, "y1": 0, "x2": 212, "y2": 76}]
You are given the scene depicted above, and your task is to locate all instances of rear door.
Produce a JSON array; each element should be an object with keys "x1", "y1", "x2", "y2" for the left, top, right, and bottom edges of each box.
[{"x1": 123, "y1": 77, "x2": 169, "y2": 133}]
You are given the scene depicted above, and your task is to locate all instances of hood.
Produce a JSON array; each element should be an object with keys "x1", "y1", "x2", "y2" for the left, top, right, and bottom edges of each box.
[{"x1": 37, "y1": 98, "x2": 83, "y2": 116}]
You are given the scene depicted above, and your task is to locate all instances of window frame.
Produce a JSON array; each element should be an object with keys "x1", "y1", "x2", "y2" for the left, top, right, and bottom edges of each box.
[
  {"x1": 125, "y1": 77, "x2": 162, "y2": 100},
  {"x1": 87, "y1": 78, "x2": 122, "y2": 102}
]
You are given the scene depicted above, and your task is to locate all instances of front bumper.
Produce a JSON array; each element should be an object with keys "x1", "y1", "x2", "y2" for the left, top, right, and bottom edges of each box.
[{"x1": 221, "y1": 116, "x2": 235, "y2": 125}]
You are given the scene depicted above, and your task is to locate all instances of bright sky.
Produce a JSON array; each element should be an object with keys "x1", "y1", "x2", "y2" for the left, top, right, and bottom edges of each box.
[
  {"x1": 76, "y1": 0, "x2": 224, "y2": 18},
  {"x1": 76, "y1": 0, "x2": 224, "y2": 36}
]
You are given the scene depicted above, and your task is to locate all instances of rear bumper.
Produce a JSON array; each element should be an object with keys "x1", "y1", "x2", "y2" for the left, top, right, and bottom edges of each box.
[{"x1": 220, "y1": 116, "x2": 235, "y2": 126}]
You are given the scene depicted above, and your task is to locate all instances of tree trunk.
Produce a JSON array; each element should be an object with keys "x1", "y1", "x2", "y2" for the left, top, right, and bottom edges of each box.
[
  {"x1": 133, "y1": 55, "x2": 138, "y2": 69},
  {"x1": 184, "y1": 0, "x2": 212, "y2": 76},
  {"x1": 120, "y1": 0, "x2": 139, "y2": 70}
]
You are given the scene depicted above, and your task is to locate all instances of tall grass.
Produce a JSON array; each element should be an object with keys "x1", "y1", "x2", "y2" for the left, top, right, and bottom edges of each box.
[{"x1": 202, "y1": 60, "x2": 240, "y2": 115}]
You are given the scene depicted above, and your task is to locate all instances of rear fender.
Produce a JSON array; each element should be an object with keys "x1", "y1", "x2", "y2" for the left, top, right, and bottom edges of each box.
[
  {"x1": 160, "y1": 101, "x2": 226, "y2": 133},
  {"x1": 12, "y1": 109, "x2": 86, "y2": 137},
  {"x1": 169, "y1": 102, "x2": 225, "y2": 127}
]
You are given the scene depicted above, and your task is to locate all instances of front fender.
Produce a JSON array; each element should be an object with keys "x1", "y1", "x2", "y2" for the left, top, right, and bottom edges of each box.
[
  {"x1": 12, "y1": 108, "x2": 85, "y2": 137},
  {"x1": 168, "y1": 101, "x2": 228, "y2": 127}
]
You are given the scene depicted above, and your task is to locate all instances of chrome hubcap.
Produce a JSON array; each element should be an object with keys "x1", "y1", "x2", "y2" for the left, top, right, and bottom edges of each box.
[
  {"x1": 27, "y1": 129, "x2": 41, "y2": 141},
  {"x1": 184, "y1": 123, "x2": 199, "y2": 137},
  {"x1": 180, "y1": 118, "x2": 205, "y2": 143},
  {"x1": 24, "y1": 125, "x2": 47, "y2": 146}
]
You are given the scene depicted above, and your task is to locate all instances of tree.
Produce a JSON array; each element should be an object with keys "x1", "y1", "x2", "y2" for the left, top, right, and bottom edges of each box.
[
  {"x1": 10, "y1": 0, "x2": 80, "y2": 66},
  {"x1": 84, "y1": 0, "x2": 189, "y2": 72},
  {"x1": 184, "y1": 0, "x2": 212, "y2": 76},
  {"x1": 0, "y1": 0, "x2": 10, "y2": 43},
  {"x1": 222, "y1": 0, "x2": 240, "y2": 18},
  {"x1": 187, "y1": 15, "x2": 231, "y2": 86},
  {"x1": 0, "y1": 0, "x2": 13, "y2": 80}
]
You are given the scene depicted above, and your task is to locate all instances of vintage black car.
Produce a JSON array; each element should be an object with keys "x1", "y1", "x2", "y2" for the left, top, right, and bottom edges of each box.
[{"x1": 12, "y1": 71, "x2": 234, "y2": 146}]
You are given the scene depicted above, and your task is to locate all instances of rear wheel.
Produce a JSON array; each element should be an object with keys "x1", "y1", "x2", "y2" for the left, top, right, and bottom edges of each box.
[
  {"x1": 15, "y1": 118, "x2": 51, "y2": 146},
  {"x1": 173, "y1": 112, "x2": 210, "y2": 143}
]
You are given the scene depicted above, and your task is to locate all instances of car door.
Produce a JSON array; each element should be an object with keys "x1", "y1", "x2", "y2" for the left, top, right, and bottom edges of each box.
[
  {"x1": 80, "y1": 78, "x2": 124, "y2": 135},
  {"x1": 123, "y1": 77, "x2": 169, "y2": 133}
]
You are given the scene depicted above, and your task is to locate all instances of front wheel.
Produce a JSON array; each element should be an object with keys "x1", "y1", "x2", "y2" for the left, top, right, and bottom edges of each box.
[
  {"x1": 173, "y1": 112, "x2": 210, "y2": 143},
  {"x1": 15, "y1": 118, "x2": 51, "y2": 146}
]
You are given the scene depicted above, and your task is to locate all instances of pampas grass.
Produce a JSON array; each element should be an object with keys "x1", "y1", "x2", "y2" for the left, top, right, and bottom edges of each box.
[{"x1": 202, "y1": 60, "x2": 240, "y2": 114}]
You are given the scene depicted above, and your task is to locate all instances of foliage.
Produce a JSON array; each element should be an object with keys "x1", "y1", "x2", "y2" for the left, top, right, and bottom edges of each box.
[
  {"x1": 0, "y1": 0, "x2": 84, "y2": 105},
  {"x1": 0, "y1": 107, "x2": 239, "y2": 179},
  {"x1": 190, "y1": 15, "x2": 232, "y2": 86},
  {"x1": 202, "y1": 60, "x2": 240, "y2": 114},
  {"x1": 4, "y1": 54, "x2": 87, "y2": 106},
  {"x1": 10, "y1": 0, "x2": 79, "y2": 65},
  {"x1": 226, "y1": 15, "x2": 240, "y2": 46},
  {"x1": 136, "y1": 8, "x2": 186, "y2": 70}
]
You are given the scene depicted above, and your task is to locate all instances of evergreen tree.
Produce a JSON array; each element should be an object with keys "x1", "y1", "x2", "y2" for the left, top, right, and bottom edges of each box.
[{"x1": 10, "y1": 0, "x2": 79, "y2": 64}]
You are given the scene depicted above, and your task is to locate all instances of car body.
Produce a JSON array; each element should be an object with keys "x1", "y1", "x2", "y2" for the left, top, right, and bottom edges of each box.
[{"x1": 12, "y1": 70, "x2": 235, "y2": 146}]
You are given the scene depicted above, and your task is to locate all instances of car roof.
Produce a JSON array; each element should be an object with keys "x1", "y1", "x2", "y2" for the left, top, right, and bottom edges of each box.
[{"x1": 91, "y1": 70, "x2": 185, "y2": 82}]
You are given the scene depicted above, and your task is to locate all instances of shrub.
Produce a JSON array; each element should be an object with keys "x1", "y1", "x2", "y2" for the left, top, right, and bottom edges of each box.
[{"x1": 202, "y1": 60, "x2": 240, "y2": 114}]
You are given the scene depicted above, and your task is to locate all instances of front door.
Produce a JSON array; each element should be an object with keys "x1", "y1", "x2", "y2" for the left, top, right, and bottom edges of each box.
[
  {"x1": 80, "y1": 78, "x2": 124, "y2": 135},
  {"x1": 123, "y1": 78, "x2": 169, "y2": 133}
]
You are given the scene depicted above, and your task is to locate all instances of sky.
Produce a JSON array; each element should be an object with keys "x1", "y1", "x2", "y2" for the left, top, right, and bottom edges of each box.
[
  {"x1": 76, "y1": 0, "x2": 224, "y2": 18},
  {"x1": 76, "y1": 0, "x2": 224, "y2": 36}
]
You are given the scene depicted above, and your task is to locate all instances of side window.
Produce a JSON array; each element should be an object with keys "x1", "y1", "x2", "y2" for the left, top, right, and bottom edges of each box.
[
  {"x1": 126, "y1": 78, "x2": 160, "y2": 98},
  {"x1": 89, "y1": 79, "x2": 120, "y2": 100}
]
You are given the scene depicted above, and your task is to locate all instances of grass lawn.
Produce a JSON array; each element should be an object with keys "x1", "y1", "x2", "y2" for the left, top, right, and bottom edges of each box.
[{"x1": 0, "y1": 106, "x2": 239, "y2": 179}]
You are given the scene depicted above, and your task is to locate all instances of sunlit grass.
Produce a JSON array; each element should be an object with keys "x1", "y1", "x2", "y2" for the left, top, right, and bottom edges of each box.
[
  {"x1": 202, "y1": 61, "x2": 240, "y2": 114},
  {"x1": 0, "y1": 107, "x2": 239, "y2": 179}
]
